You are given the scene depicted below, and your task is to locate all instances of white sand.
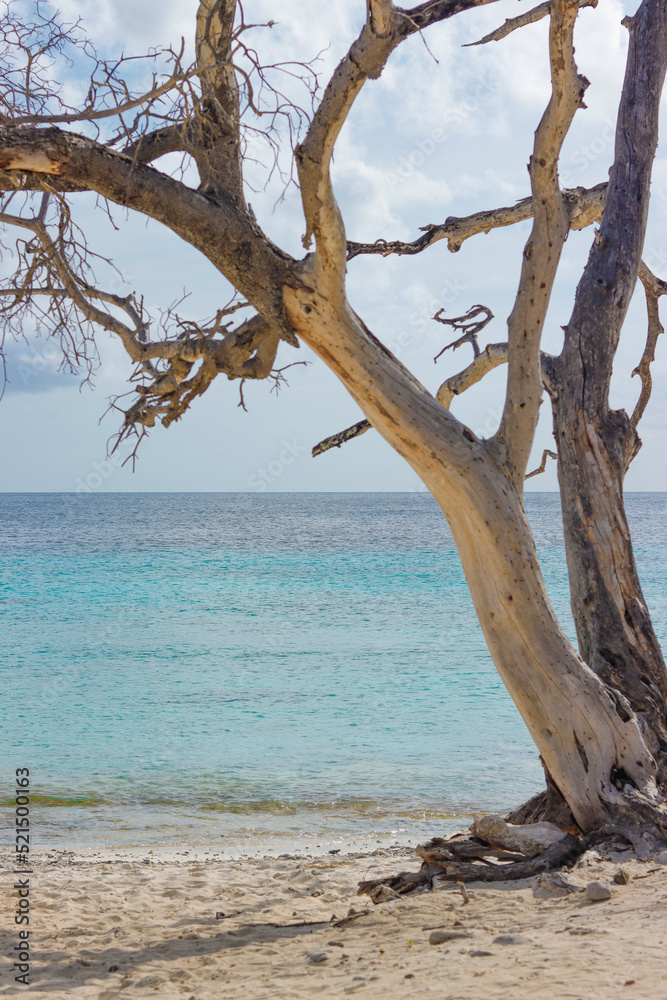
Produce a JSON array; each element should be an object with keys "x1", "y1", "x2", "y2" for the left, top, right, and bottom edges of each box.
[{"x1": 2, "y1": 844, "x2": 666, "y2": 998}]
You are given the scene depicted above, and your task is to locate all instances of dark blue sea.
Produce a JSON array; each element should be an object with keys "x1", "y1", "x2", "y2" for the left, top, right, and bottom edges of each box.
[{"x1": 2, "y1": 493, "x2": 666, "y2": 852}]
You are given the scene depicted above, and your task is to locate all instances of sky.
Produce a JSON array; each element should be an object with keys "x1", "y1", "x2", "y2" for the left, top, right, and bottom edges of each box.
[{"x1": 2, "y1": 0, "x2": 667, "y2": 493}]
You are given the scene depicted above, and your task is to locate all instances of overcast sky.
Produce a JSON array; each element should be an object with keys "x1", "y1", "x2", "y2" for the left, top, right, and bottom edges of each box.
[{"x1": 2, "y1": 0, "x2": 666, "y2": 493}]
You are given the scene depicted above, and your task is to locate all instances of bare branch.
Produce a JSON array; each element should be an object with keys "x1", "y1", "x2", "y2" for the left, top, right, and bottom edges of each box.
[
  {"x1": 525, "y1": 448, "x2": 558, "y2": 480},
  {"x1": 555, "y1": 0, "x2": 667, "y2": 469},
  {"x1": 194, "y1": 0, "x2": 244, "y2": 204},
  {"x1": 295, "y1": 6, "x2": 400, "y2": 278},
  {"x1": 347, "y1": 183, "x2": 606, "y2": 260},
  {"x1": 115, "y1": 312, "x2": 281, "y2": 442},
  {"x1": 0, "y1": 192, "x2": 148, "y2": 373},
  {"x1": 432, "y1": 304, "x2": 493, "y2": 360},
  {"x1": 632, "y1": 261, "x2": 667, "y2": 428},
  {"x1": 123, "y1": 123, "x2": 191, "y2": 164},
  {"x1": 3, "y1": 42, "x2": 203, "y2": 128},
  {"x1": 0, "y1": 185, "x2": 286, "y2": 446},
  {"x1": 465, "y1": 0, "x2": 596, "y2": 47},
  {"x1": 0, "y1": 126, "x2": 297, "y2": 343},
  {"x1": 493, "y1": 0, "x2": 588, "y2": 488},
  {"x1": 297, "y1": 0, "x2": 504, "y2": 280},
  {"x1": 395, "y1": 0, "x2": 503, "y2": 37},
  {"x1": 312, "y1": 418, "x2": 371, "y2": 457},
  {"x1": 436, "y1": 342, "x2": 508, "y2": 408},
  {"x1": 314, "y1": 336, "x2": 559, "y2": 452}
]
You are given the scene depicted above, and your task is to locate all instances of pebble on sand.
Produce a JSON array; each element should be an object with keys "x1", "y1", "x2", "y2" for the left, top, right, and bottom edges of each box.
[
  {"x1": 429, "y1": 929, "x2": 473, "y2": 945},
  {"x1": 584, "y1": 881, "x2": 613, "y2": 902}
]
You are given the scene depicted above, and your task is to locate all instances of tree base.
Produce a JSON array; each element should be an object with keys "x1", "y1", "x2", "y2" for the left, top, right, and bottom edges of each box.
[
  {"x1": 358, "y1": 833, "x2": 587, "y2": 898},
  {"x1": 358, "y1": 790, "x2": 667, "y2": 901},
  {"x1": 505, "y1": 769, "x2": 579, "y2": 832}
]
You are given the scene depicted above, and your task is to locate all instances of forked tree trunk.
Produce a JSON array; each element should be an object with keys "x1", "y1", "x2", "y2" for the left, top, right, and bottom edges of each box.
[
  {"x1": 284, "y1": 281, "x2": 662, "y2": 838},
  {"x1": 2, "y1": 0, "x2": 666, "y2": 853}
]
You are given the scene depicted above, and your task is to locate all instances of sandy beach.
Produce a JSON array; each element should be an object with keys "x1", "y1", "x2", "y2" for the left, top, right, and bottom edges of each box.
[{"x1": 2, "y1": 841, "x2": 667, "y2": 998}]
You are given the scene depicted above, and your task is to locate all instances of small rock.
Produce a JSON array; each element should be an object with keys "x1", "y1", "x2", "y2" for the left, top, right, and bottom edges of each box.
[
  {"x1": 613, "y1": 869, "x2": 630, "y2": 885},
  {"x1": 307, "y1": 951, "x2": 329, "y2": 964},
  {"x1": 468, "y1": 949, "x2": 493, "y2": 957},
  {"x1": 369, "y1": 884, "x2": 402, "y2": 903},
  {"x1": 328, "y1": 941, "x2": 345, "y2": 947},
  {"x1": 584, "y1": 881, "x2": 612, "y2": 902},
  {"x1": 472, "y1": 814, "x2": 566, "y2": 858},
  {"x1": 655, "y1": 850, "x2": 667, "y2": 865},
  {"x1": 429, "y1": 929, "x2": 473, "y2": 945},
  {"x1": 493, "y1": 934, "x2": 532, "y2": 945}
]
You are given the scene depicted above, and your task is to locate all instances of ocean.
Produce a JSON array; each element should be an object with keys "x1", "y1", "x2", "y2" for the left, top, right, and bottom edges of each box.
[{"x1": 2, "y1": 492, "x2": 666, "y2": 853}]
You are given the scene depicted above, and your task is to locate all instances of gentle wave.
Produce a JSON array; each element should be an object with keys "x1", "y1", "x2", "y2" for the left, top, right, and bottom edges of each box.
[{"x1": 0, "y1": 791, "x2": 468, "y2": 821}]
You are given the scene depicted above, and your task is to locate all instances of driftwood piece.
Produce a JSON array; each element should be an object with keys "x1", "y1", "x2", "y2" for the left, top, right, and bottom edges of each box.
[{"x1": 357, "y1": 834, "x2": 587, "y2": 898}]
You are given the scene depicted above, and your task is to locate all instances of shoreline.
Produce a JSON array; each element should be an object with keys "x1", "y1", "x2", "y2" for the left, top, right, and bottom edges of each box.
[
  {"x1": 2, "y1": 843, "x2": 666, "y2": 998},
  {"x1": 0, "y1": 800, "x2": 479, "y2": 858}
]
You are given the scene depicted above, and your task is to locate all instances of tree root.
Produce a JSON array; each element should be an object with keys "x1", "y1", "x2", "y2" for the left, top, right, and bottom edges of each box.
[
  {"x1": 358, "y1": 834, "x2": 587, "y2": 898},
  {"x1": 358, "y1": 789, "x2": 667, "y2": 902},
  {"x1": 505, "y1": 761, "x2": 578, "y2": 832}
]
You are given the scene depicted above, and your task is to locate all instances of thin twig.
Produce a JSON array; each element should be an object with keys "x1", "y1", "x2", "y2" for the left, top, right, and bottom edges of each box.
[
  {"x1": 632, "y1": 261, "x2": 667, "y2": 428},
  {"x1": 525, "y1": 449, "x2": 558, "y2": 480},
  {"x1": 312, "y1": 419, "x2": 371, "y2": 457},
  {"x1": 465, "y1": 0, "x2": 597, "y2": 48}
]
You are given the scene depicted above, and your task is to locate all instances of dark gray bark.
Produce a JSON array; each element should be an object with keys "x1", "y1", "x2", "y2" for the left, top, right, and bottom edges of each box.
[{"x1": 551, "y1": 0, "x2": 667, "y2": 780}]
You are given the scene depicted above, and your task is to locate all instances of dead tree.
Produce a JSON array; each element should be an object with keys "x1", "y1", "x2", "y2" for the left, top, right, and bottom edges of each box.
[{"x1": 2, "y1": 0, "x2": 667, "y2": 874}]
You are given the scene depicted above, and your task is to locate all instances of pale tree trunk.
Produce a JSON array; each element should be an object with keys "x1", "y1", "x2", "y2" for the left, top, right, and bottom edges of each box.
[
  {"x1": 284, "y1": 0, "x2": 667, "y2": 844},
  {"x1": 284, "y1": 282, "x2": 660, "y2": 837},
  {"x1": 2, "y1": 0, "x2": 667, "y2": 857}
]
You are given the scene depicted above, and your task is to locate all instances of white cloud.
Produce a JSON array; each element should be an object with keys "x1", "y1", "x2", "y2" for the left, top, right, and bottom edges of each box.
[{"x1": 3, "y1": 0, "x2": 667, "y2": 490}]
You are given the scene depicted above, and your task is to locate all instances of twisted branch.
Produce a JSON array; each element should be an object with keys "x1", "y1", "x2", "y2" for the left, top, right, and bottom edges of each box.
[
  {"x1": 432, "y1": 304, "x2": 493, "y2": 360},
  {"x1": 632, "y1": 261, "x2": 667, "y2": 427},
  {"x1": 526, "y1": 449, "x2": 558, "y2": 480},
  {"x1": 347, "y1": 183, "x2": 606, "y2": 260}
]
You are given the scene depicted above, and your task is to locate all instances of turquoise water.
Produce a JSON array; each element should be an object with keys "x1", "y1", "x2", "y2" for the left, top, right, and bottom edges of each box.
[{"x1": 2, "y1": 492, "x2": 666, "y2": 850}]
